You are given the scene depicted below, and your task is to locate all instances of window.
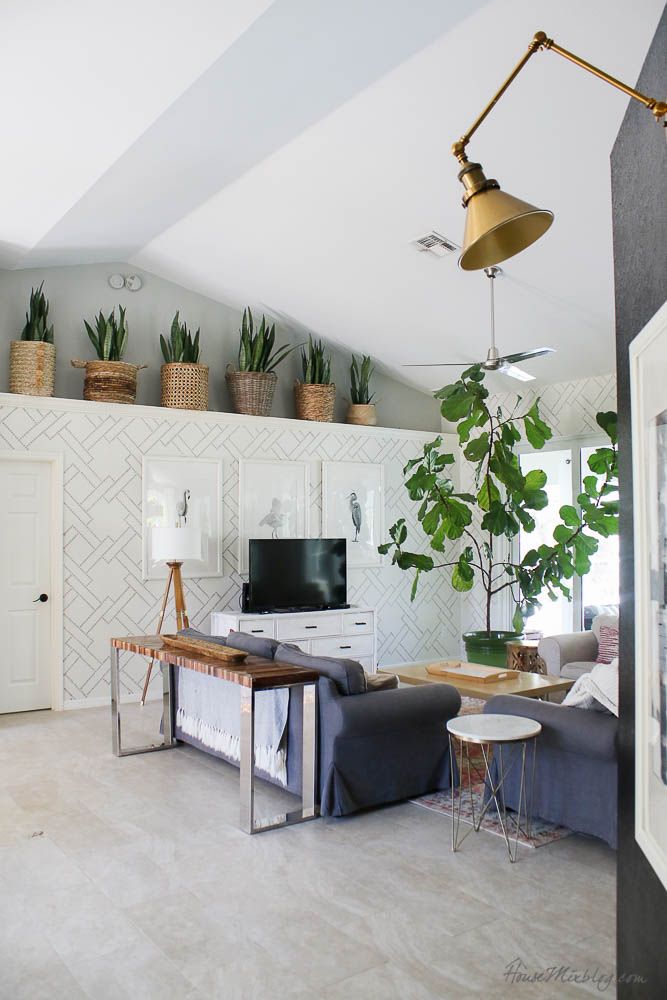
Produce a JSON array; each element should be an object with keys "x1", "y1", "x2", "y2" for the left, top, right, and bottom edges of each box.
[{"x1": 518, "y1": 439, "x2": 619, "y2": 636}]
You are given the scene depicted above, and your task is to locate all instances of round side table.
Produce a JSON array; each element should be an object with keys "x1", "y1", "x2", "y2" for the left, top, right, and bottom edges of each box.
[{"x1": 446, "y1": 713, "x2": 542, "y2": 863}]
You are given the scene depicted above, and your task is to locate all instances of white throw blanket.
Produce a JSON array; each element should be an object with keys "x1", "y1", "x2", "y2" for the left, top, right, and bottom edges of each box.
[
  {"x1": 563, "y1": 658, "x2": 619, "y2": 716},
  {"x1": 176, "y1": 669, "x2": 289, "y2": 786}
]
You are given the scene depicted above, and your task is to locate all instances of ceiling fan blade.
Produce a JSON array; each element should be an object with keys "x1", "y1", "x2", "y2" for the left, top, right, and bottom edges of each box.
[
  {"x1": 500, "y1": 347, "x2": 555, "y2": 365},
  {"x1": 502, "y1": 365, "x2": 536, "y2": 382},
  {"x1": 402, "y1": 362, "x2": 473, "y2": 368}
]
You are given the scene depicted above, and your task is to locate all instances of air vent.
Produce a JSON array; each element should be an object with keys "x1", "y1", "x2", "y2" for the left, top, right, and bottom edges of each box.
[{"x1": 410, "y1": 230, "x2": 459, "y2": 257}]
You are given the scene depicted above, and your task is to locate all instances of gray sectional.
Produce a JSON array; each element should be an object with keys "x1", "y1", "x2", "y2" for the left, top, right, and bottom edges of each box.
[{"x1": 173, "y1": 630, "x2": 461, "y2": 817}]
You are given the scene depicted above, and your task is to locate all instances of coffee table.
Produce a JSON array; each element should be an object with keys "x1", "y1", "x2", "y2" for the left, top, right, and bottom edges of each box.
[
  {"x1": 447, "y1": 713, "x2": 541, "y2": 863},
  {"x1": 110, "y1": 636, "x2": 320, "y2": 835},
  {"x1": 378, "y1": 662, "x2": 573, "y2": 701}
]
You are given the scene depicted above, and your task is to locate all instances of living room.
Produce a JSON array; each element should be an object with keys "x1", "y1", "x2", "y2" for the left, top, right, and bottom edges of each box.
[{"x1": 1, "y1": 1, "x2": 666, "y2": 997}]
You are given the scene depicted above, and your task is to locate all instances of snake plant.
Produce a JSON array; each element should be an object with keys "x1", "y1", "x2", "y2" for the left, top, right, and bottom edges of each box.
[
  {"x1": 301, "y1": 335, "x2": 332, "y2": 385},
  {"x1": 84, "y1": 306, "x2": 128, "y2": 361},
  {"x1": 237, "y1": 307, "x2": 296, "y2": 372},
  {"x1": 21, "y1": 283, "x2": 54, "y2": 343},
  {"x1": 350, "y1": 354, "x2": 375, "y2": 404},
  {"x1": 160, "y1": 311, "x2": 201, "y2": 363}
]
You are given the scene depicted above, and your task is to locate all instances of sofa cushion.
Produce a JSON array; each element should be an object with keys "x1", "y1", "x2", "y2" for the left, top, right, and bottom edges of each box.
[
  {"x1": 561, "y1": 660, "x2": 598, "y2": 681},
  {"x1": 227, "y1": 630, "x2": 279, "y2": 660},
  {"x1": 365, "y1": 672, "x2": 399, "y2": 692},
  {"x1": 275, "y1": 643, "x2": 367, "y2": 695}
]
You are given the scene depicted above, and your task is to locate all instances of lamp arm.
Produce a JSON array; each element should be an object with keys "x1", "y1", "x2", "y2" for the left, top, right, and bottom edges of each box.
[{"x1": 452, "y1": 29, "x2": 667, "y2": 164}]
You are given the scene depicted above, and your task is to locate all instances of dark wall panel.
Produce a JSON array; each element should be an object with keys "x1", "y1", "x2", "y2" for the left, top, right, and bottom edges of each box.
[{"x1": 611, "y1": 5, "x2": 667, "y2": 994}]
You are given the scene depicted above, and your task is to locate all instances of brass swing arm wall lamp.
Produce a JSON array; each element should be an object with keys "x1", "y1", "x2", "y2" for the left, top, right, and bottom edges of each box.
[{"x1": 453, "y1": 30, "x2": 667, "y2": 271}]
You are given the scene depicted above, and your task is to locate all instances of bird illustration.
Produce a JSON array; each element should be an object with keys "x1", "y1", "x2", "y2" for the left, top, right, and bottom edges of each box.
[
  {"x1": 348, "y1": 492, "x2": 362, "y2": 542},
  {"x1": 260, "y1": 497, "x2": 288, "y2": 539},
  {"x1": 176, "y1": 490, "x2": 190, "y2": 527}
]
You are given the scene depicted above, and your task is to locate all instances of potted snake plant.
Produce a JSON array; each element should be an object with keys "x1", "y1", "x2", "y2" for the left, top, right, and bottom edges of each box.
[
  {"x1": 72, "y1": 306, "x2": 146, "y2": 404},
  {"x1": 295, "y1": 335, "x2": 336, "y2": 422},
  {"x1": 160, "y1": 312, "x2": 208, "y2": 410},
  {"x1": 9, "y1": 283, "x2": 56, "y2": 397},
  {"x1": 347, "y1": 354, "x2": 377, "y2": 426},
  {"x1": 226, "y1": 307, "x2": 297, "y2": 416}
]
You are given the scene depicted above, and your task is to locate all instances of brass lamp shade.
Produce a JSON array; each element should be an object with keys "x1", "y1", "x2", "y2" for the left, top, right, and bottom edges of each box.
[{"x1": 457, "y1": 161, "x2": 554, "y2": 271}]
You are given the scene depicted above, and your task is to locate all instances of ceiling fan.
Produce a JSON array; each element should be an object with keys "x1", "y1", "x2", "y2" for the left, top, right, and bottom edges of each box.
[{"x1": 404, "y1": 266, "x2": 555, "y2": 382}]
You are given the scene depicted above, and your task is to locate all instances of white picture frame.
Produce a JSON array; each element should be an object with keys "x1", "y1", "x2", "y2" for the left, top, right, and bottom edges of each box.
[
  {"x1": 238, "y1": 459, "x2": 310, "y2": 575},
  {"x1": 630, "y1": 297, "x2": 667, "y2": 893},
  {"x1": 322, "y1": 461, "x2": 384, "y2": 569},
  {"x1": 142, "y1": 456, "x2": 222, "y2": 580}
]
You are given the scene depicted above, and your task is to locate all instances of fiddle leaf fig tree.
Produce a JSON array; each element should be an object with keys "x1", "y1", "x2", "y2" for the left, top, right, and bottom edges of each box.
[{"x1": 378, "y1": 365, "x2": 618, "y2": 634}]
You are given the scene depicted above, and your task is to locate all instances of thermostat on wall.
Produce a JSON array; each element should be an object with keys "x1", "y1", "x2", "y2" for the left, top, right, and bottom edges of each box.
[
  {"x1": 108, "y1": 273, "x2": 124, "y2": 290},
  {"x1": 125, "y1": 274, "x2": 142, "y2": 292}
]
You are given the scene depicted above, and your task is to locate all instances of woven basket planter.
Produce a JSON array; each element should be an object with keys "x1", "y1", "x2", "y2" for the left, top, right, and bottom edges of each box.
[
  {"x1": 226, "y1": 365, "x2": 277, "y2": 417},
  {"x1": 161, "y1": 363, "x2": 209, "y2": 411},
  {"x1": 9, "y1": 341, "x2": 56, "y2": 396},
  {"x1": 71, "y1": 359, "x2": 146, "y2": 404},
  {"x1": 346, "y1": 403, "x2": 377, "y2": 426},
  {"x1": 294, "y1": 381, "x2": 336, "y2": 422}
]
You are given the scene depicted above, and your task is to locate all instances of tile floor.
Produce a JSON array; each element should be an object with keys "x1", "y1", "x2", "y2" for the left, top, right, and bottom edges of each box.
[{"x1": 0, "y1": 705, "x2": 617, "y2": 999}]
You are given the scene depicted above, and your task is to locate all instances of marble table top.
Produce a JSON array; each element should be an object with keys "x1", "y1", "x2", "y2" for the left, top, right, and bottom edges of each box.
[{"x1": 447, "y1": 712, "x2": 542, "y2": 744}]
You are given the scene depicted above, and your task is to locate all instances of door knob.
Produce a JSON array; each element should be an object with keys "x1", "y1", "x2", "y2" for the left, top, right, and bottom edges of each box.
[{"x1": 33, "y1": 593, "x2": 48, "y2": 603}]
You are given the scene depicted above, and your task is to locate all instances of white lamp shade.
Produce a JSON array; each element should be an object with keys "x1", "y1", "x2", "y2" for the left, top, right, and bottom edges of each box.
[{"x1": 152, "y1": 525, "x2": 202, "y2": 563}]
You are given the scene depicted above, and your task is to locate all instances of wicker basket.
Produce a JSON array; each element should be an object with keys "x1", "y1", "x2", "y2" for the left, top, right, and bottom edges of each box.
[
  {"x1": 9, "y1": 341, "x2": 56, "y2": 396},
  {"x1": 71, "y1": 359, "x2": 146, "y2": 404},
  {"x1": 346, "y1": 403, "x2": 377, "y2": 426},
  {"x1": 294, "y1": 381, "x2": 336, "y2": 422},
  {"x1": 160, "y1": 363, "x2": 209, "y2": 411},
  {"x1": 226, "y1": 365, "x2": 277, "y2": 416}
]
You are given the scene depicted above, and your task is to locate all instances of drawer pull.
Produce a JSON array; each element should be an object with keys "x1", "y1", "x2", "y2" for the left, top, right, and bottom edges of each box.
[
  {"x1": 340, "y1": 644, "x2": 352, "y2": 650},
  {"x1": 251, "y1": 629, "x2": 264, "y2": 634},
  {"x1": 354, "y1": 621, "x2": 367, "y2": 626},
  {"x1": 305, "y1": 625, "x2": 318, "y2": 630}
]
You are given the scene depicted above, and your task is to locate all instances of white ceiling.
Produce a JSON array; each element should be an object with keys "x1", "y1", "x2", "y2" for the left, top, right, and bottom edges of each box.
[{"x1": 3, "y1": 0, "x2": 664, "y2": 391}]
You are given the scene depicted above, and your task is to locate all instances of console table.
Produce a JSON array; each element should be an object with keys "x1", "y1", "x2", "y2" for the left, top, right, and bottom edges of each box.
[
  {"x1": 110, "y1": 635, "x2": 320, "y2": 834},
  {"x1": 211, "y1": 606, "x2": 377, "y2": 672}
]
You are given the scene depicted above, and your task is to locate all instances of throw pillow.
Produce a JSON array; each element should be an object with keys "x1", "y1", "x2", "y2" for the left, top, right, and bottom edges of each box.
[{"x1": 596, "y1": 625, "x2": 619, "y2": 664}]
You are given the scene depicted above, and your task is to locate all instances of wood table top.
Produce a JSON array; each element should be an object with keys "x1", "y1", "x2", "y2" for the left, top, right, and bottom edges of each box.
[
  {"x1": 111, "y1": 636, "x2": 320, "y2": 689},
  {"x1": 379, "y1": 662, "x2": 574, "y2": 701}
]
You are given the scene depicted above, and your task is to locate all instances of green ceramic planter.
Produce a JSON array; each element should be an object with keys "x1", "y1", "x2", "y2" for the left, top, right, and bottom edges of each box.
[{"x1": 463, "y1": 630, "x2": 524, "y2": 668}]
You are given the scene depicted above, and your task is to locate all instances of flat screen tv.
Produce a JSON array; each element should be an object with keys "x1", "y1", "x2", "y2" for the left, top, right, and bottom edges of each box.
[{"x1": 247, "y1": 538, "x2": 347, "y2": 613}]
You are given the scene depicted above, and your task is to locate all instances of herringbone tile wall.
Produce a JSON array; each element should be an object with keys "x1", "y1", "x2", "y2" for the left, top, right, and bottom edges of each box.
[{"x1": 0, "y1": 397, "x2": 458, "y2": 705}]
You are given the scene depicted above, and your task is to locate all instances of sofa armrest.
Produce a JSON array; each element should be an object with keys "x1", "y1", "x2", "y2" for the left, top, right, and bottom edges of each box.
[
  {"x1": 538, "y1": 631, "x2": 598, "y2": 675},
  {"x1": 325, "y1": 684, "x2": 461, "y2": 740},
  {"x1": 483, "y1": 694, "x2": 617, "y2": 761}
]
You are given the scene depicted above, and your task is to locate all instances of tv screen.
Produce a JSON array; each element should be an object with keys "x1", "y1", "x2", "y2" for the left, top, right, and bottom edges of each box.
[{"x1": 248, "y1": 538, "x2": 347, "y2": 612}]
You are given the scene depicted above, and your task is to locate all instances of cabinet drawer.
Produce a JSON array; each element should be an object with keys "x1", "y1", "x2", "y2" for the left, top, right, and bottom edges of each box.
[
  {"x1": 342, "y1": 611, "x2": 375, "y2": 635},
  {"x1": 239, "y1": 618, "x2": 276, "y2": 639},
  {"x1": 275, "y1": 614, "x2": 342, "y2": 641},
  {"x1": 310, "y1": 634, "x2": 374, "y2": 658}
]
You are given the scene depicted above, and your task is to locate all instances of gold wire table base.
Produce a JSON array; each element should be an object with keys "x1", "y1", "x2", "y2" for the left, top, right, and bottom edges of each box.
[{"x1": 448, "y1": 733, "x2": 538, "y2": 864}]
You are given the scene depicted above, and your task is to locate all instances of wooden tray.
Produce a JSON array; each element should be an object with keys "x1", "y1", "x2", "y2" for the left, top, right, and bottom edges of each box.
[
  {"x1": 426, "y1": 660, "x2": 520, "y2": 684},
  {"x1": 161, "y1": 634, "x2": 248, "y2": 663}
]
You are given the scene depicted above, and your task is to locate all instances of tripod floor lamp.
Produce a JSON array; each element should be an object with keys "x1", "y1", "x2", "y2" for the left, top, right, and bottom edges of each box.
[{"x1": 140, "y1": 524, "x2": 201, "y2": 706}]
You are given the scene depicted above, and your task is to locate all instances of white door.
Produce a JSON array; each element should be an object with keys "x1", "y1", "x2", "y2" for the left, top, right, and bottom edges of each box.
[{"x1": 0, "y1": 459, "x2": 53, "y2": 712}]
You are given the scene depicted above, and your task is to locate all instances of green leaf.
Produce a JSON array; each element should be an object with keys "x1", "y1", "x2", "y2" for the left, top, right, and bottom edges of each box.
[
  {"x1": 596, "y1": 410, "x2": 618, "y2": 445},
  {"x1": 463, "y1": 433, "x2": 489, "y2": 462},
  {"x1": 559, "y1": 504, "x2": 580, "y2": 527},
  {"x1": 477, "y1": 478, "x2": 500, "y2": 512},
  {"x1": 452, "y1": 556, "x2": 475, "y2": 592}
]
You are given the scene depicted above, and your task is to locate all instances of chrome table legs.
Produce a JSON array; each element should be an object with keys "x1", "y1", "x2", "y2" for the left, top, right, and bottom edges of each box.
[{"x1": 110, "y1": 646, "x2": 176, "y2": 757}]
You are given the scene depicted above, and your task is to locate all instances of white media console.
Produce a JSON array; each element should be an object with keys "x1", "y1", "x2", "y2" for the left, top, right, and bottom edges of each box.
[{"x1": 210, "y1": 607, "x2": 378, "y2": 674}]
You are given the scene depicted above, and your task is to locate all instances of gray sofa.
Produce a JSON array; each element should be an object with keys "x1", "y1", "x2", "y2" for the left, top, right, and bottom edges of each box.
[
  {"x1": 538, "y1": 614, "x2": 618, "y2": 681},
  {"x1": 483, "y1": 694, "x2": 618, "y2": 848},
  {"x1": 173, "y1": 630, "x2": 461, "y2": 817}
]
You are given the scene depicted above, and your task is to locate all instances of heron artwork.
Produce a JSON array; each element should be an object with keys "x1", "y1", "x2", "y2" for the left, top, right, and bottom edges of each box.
[
  {"x1": 176, "y1": 489, "x2": 190, "y2": 527},
  {"x1": 260, "y1": 497, "x2": 289, "y2": 539},
  {"x1": 348, "y1": 492, "x2": 362, "y2": 542}
]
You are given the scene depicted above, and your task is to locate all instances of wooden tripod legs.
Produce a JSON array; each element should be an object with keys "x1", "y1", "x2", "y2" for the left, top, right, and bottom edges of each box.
[{"x1": 140, "y1": 561, "x2": 190, "y2": 706}]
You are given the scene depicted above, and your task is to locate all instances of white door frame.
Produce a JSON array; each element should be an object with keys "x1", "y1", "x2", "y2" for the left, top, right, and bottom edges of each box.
[{"x1": 0, "y1": 451, "x2": 64, "y2": 711}]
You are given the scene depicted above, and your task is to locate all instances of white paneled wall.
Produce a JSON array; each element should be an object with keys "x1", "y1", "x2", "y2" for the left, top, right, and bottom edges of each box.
[{"x1": 0, "y1": 394, "x2": 458, "y2": 706}]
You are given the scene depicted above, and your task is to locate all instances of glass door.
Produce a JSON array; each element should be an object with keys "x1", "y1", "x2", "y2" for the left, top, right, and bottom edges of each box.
[{"x1": 580, "y1": 445, "x2": 620, "y2": 629}]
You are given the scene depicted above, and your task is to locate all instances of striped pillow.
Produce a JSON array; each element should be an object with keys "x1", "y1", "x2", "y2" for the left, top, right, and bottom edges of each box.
[{"x1": 596, "y1": 625, "x2": 619, "y2": 664}]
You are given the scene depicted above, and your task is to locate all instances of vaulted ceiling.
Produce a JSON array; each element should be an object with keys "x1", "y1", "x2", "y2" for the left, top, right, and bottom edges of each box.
[{"x1": 2, "y1": 0, "x2": 663, "y2": 390}]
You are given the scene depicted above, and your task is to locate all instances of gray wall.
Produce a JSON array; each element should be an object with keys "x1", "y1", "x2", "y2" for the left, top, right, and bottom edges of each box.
[
  {"x1": 611, "y1": 4, "x2": 667, "y2": 994},
  {"x1": 0, "y1": 263, "x2": 441, "y2": 432}
]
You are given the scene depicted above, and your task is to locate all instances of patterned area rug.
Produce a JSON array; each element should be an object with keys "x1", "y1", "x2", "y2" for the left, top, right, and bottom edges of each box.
[{"x1": 410, "y1": 697, "x2": 572, "y2": 849}]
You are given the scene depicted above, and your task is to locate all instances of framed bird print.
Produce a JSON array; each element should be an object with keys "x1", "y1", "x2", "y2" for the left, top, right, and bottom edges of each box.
[
  {"x1": 238, "y1": 459, "x2": 310, "y2": 575},
  {"x1": 142, "y1": 456, "x2": 222, "y2": 580},
  {"x1": 322, "y1": 461, "x2": 384, "y2": 569}
]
